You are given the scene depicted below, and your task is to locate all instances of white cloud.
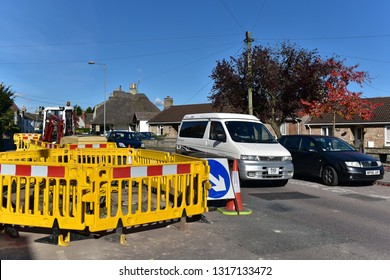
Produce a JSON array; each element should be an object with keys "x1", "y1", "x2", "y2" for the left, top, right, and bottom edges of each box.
[{"x1": 154, "y1": 97, "x2": 164, "y2": 107}]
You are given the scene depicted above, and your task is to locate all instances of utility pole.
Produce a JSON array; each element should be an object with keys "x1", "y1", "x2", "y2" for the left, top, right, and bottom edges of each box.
[{"x1": 245, "y1": 31, "x2": 254, "y2": 115}]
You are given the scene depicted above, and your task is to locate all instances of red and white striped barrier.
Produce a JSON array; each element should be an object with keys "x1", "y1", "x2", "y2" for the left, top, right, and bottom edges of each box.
[
  {"x1": 69, "y1": 144, "x2": 108, "y2": 149},
  {"x1": 113, "y1": 163, "x2": 191, "y2": 179},
  {"x1": 0, "y1": 164, "x2": 65, "y2": 178}
]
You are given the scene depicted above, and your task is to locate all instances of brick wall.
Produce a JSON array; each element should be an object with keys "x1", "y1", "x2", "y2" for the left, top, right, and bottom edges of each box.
[{"x1": 149, "y1": 125, "x2": 178, "y2": 139}]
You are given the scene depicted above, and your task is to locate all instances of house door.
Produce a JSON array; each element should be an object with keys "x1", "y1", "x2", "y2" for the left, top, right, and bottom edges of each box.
[{"x1": 354, "y1": 126, "x2": 364, "y2": 151}]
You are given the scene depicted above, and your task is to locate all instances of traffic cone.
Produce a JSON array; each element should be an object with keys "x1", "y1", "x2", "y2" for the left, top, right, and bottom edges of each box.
[{"x1": 217, "y1": 159, "x2": 252, "y2": 215}]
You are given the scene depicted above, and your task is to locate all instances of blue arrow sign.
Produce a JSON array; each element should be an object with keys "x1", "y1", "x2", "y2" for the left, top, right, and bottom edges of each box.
[{"x1": 207, "y1": 158, "x2": 233, "y2": 199}]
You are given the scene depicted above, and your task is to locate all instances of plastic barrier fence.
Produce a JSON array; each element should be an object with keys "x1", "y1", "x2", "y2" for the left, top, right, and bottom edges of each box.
[
  {"x1": 13, "y1": 137, "x2": 117, "y2": 151},
  {"x1": 13, "y1": 133, "x2": 41, "y2": 150},
  {"x1": 27, "y1": 139, "x2": 59, "y2": 150},
  {"x1": 0, "y1": 148, "x2": 211, "y2": 245},
  {"x1": 14, "y1": 133, "x2": 116, "y2": 151}
]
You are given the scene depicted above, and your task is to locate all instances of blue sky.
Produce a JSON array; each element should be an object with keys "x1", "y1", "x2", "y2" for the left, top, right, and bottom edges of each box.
[{"x1": 1, "y1": 0, "x2": 389, "y2": 112}]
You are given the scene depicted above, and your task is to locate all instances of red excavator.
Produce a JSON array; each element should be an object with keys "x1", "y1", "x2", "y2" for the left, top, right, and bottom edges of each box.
[{"x1": 41, "y1": 102, "x2": 76, "y2": 143}]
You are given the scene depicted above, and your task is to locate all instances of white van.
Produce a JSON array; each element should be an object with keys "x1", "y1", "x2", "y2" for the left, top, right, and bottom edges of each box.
[{"x1": 176, "y1": 113, "x2": 294, "y2": 185}]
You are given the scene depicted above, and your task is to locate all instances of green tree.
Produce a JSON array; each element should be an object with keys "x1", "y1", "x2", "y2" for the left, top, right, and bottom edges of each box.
[
  {"x1": 75, "y1": 105, "x2": 83, "y2": 116},
  {"x1": 0, "y1": 82, "x2": 15, "y2": 113},
  {"x1": 209, "y1": 42, "x2": 333, "y2": 137},
  {"x1": 0, "y1": 83, "x2": 16, "y2": 135},
  {"x1": 86, "y1": 107, "x2": 93, "y2": 113}
]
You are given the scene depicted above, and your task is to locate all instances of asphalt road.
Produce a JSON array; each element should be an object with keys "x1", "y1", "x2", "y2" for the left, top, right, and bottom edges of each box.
[{"x1": 1, "y1": 174, "x2": 390, "y2": 260}]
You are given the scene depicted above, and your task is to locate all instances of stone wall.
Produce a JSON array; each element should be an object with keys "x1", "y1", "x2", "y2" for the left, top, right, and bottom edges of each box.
[{"x1": 143, "y1": 138, "x2": 177, "y2": 152}]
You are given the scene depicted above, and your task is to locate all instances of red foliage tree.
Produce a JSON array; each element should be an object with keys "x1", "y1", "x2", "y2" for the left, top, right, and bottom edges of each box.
[
  {"x1": 209, "y1": 42, "x2": 333, "y2": 137},
  {"x1": 300, "y1": 59, "x2": 383, "y2": 135}
]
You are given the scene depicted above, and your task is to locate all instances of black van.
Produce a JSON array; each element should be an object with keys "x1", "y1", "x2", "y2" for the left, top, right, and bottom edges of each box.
[{"x1": 278, "y1": 135, "x2": 384, "y2": 186}]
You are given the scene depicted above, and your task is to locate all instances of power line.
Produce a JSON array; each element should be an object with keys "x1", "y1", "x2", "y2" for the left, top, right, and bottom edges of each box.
[
  {"x1": 87, "y1": 41, "x2": 241, "y2": 64},
  {"x1": 15, "y1": 95, "x2": 69, "y2": 106},
  {"x1": 0, "y1": 41, "x2": 240, "y2": 65},
  {"x1": 3, "y1": 32, "x2": 385, "y2": 50},
  {"x1": 319, "y1": 51, "x2": 390, "y2": 65},
  {"x1": 183, "y1": 79, "x2": 213, "y2": 105},
  {"x1": 254, "y1": 34, "x2": 390, "y2": 42},
  {"x1": 220, "y1": 0, "x2": 245, "y2": 33},
  {"x1": 182, "y1": 43, "x2": 246, "y2": 104},
  {"x1": 0, "y1": 34, "x2": 243, "y2": 49},
  {"x1": 252, "y1": 0, "x2": 267, "y2": 30},
  {"x1": 142, "y1": 43, "x2": 243, "y2": 81}
]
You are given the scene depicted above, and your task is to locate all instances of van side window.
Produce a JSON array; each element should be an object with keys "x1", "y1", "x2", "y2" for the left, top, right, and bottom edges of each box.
[
  {"x1": 209, "y1": 121, "x2": 226, "y2": 141},
  {"x1": 179, "y1": 121, "x2": 208, "y2": 138}
]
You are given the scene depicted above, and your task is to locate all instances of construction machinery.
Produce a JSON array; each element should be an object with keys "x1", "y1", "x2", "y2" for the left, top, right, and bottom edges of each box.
[
  {"x1": 13, "y1": 102, "x2": 111, "y2": 150},
  {"x1": 41, "y1": 102, "x2": 76, "y2": 143}
]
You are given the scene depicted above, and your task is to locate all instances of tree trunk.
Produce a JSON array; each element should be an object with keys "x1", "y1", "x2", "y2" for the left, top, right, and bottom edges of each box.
[
  {"x1": 269, "y1": 120, "x2": 281, "y2": 139},
  {"x1": 332, "y1": 112, "x2": 336, "y2": 136}
]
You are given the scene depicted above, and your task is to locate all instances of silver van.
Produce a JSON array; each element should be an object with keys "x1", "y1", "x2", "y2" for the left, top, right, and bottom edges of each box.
[{"x1": 176, "y1": 113, "x2": 294, "y2": 185}]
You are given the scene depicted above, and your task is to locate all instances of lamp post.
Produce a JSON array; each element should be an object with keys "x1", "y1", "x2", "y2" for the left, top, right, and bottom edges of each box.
[{"x1": 88, "y1": 61, "x2": 106, "y2": 134}]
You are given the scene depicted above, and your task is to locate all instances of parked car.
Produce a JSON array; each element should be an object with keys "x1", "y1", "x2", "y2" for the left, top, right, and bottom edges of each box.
[
  {"x1": 106, "y1": 130, "x2": 144, "y2": 149},
  {"x1": 278, "y1": 135, "x2": 384, "y2": 186},
  {"x1": 135, "y1": 132, "x2": 158, "y2": 140}
]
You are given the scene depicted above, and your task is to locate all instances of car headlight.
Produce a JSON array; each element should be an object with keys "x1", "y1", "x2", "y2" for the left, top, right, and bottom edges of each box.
[
  {"x1": 141, "y1": 143, "x2": 145, "y2": 148},
  {"x1": 118, "y1": 142, "x2": 126, "y2": 148},
  {"x1": 376, "y1": 161, "x2": 382, "y2": 167},
  {"x1": 282, "y1": 156, "x2": 292, "y2": 161},
  {"x1": 240, "y1": 155, "x2": 258, "y2": 161},
  {"x1": 345, "y1": 161, "x2": 362, "y2": 168}
]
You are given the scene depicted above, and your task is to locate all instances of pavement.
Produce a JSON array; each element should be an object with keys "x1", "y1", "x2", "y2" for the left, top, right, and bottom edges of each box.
[{"x1": 375, "y1": 164, "x2": 390, "y2": 187}]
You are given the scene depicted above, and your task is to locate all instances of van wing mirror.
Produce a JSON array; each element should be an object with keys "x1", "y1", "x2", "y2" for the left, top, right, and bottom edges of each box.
[{"x1": 216, "y1": 133, "x2": 226, "y2": 142}]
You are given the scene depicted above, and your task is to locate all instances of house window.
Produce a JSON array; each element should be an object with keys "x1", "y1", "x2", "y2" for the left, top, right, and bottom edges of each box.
[
  {"x1": 321, "y1": 126, "x2": 332, "y2": 136},
  {"x1": 385, "y1": 126, "x2": 390, "y2": 146}
]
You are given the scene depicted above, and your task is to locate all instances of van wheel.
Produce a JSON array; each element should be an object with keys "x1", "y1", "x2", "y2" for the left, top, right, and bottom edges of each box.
[{"x1": 322, "y1": 166, "x2": 338, "y2": 186}]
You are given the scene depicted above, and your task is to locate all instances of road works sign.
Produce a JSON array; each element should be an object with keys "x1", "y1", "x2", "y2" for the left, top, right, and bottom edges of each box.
[{"x1": 206, "y1": 158, "x2": 235, "y2": 200}]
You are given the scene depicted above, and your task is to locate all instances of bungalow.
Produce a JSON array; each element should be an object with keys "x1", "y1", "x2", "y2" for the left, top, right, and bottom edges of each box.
[
  {"x1": 148, "y1": 96, "x2": 390, "y2": 161},
  {"x1": 282, "y1": 96, "x2": 390, "y2": 162},
  {"x1": 147, "y1": 98, "x2": 215, "y2": 138}
]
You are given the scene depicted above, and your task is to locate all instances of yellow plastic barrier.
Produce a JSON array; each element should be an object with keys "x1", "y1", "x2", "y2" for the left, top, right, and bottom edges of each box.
[
  {"x1": 13, "y1": 134, "x2": 117, "y2": 151},
  {"x1": 29, "y1": 139, "x2": 59, "y2": 150},
  {"x1": 0, "y1": 162, "x2": 84, "y2": 230},
  {"x1": 0, "y1": 148, "x2": 211, "y2": 245},
  {"x1": 13, "y1": 133, "x2": 41, "y2": 150}
]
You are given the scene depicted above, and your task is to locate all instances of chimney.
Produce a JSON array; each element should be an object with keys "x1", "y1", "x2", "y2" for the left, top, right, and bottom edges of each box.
[
  {"x1": 164, "y1": 96, "x2": 173, "y2": 110},
  {"x1": 129, "y1": 83, "x2": 138, "y2": 95}
]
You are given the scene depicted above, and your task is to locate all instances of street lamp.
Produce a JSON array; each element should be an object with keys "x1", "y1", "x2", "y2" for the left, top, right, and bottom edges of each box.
[{"x1": 88, "y1": 61, "x2": 106, "y2": 134}]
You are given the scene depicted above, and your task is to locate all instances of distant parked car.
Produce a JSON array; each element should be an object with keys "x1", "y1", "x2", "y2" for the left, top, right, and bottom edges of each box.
[
  {"x1": 278, "y1": 135, "x2": 384, "y2": 186},
  {"x1": 135, "y1": 131, "x2": 158, "y2": 140},
  {"x1": 106, "y1": 130, "x2": 144, "y2": 149}
]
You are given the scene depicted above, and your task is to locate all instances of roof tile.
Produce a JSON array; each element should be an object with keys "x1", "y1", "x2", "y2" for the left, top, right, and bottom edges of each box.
[{"x1": 308, "y1": 96, "x2": 390, "y2": 124}]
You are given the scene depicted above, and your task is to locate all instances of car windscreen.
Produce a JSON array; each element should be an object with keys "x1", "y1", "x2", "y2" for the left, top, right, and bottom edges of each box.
[
  {"x1": 225, "y1": 121, "x2": 277, "y2": 143},
  {"x1": 313, "y1": 137, "x2": 356, "y2": 152}
]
